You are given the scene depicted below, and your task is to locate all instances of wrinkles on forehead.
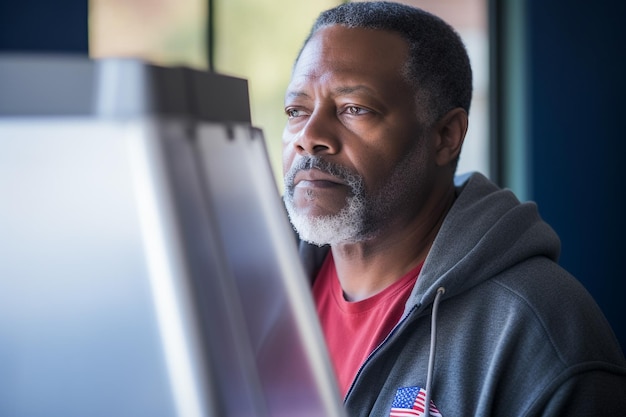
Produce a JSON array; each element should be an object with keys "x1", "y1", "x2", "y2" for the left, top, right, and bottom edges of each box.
[
  {"x1": 285, "y1": 84, "x2": 378, "y2": 102},
  {"x1": 285, "y1": 26, "x2": 415, "y2": 110}
]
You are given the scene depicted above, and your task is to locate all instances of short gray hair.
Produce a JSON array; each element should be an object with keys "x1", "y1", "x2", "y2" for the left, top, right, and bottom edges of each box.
[{"x1": 297, "y1": 1, "x2": 473, "y2": 125}]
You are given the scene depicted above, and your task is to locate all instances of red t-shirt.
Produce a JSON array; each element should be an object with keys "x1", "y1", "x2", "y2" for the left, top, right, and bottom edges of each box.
[{"x1": 313, "y1": 252, "x2": 422, "y2": 397}]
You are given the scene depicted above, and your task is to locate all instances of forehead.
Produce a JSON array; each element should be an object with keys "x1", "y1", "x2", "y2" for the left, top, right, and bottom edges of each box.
[{"x1": 290, "y1": 25, "x2": 410, "y2": 89}]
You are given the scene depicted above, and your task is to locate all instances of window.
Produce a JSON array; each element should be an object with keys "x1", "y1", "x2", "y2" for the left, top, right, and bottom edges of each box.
[
  {"x1": 90, "y1": 0, "x2": 489, "y2": 184},
  {"x1": 90, "y1": 0, "x2": 341, "y2": 189}
]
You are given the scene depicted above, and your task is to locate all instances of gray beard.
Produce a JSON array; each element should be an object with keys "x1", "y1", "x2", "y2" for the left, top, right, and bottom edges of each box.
[
  {"x1": 284, "y1": 192, "x2": 368, "y2": 246},
  {"x1": 283, "y1": 143, "x2": 424, "y2": 247},
  {"x1": 283, "y1": 156, "x2": 372, "y2": 246}
]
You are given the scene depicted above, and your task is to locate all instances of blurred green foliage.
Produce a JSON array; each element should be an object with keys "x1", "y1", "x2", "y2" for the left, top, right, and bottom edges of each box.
[
  {"x1": 91, "y1": 0, "x2": 340, "y2": 190},
  {"x1": 213, "y1": 1, "x2": 340, "y2": 189}
]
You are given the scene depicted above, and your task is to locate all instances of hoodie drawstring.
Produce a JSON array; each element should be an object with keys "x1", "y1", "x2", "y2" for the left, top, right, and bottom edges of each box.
[{"x1": 424, "y1": 286, "x2": 445, "y2": 417}]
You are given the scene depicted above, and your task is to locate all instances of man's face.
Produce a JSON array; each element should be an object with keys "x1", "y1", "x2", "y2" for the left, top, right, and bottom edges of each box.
[{"x1": 282, "y1": 25, "x2": 436, "y2": 246}]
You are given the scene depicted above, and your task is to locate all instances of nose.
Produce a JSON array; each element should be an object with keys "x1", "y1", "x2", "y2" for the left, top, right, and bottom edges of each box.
[{"x1": 292, "y1": 109, "x2": 341, "y2": 156}]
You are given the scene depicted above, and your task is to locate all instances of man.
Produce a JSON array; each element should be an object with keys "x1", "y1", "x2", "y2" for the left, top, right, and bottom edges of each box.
[{"x1": 281, "y1": 2, "x2": 626, "y2": 416}]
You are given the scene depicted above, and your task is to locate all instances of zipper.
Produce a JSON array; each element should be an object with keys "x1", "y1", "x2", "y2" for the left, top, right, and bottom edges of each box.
[{"x1": 343, "y1": 302, "x2": 426, "y2": 402}]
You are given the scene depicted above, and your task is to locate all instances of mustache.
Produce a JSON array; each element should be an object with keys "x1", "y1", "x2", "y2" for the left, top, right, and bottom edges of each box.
[{"x1": 284, "y1": 156, "x2": 363, "y2": 196}]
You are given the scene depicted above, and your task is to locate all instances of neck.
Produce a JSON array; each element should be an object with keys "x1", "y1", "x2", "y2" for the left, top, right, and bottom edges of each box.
[{"x1": 331, "y1": 185, "x2": 455, "y2": 302}]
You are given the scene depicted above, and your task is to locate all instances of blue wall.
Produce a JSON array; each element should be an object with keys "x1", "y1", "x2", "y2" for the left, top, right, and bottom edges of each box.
[
  {"x1": 526, "y1": 0, "x2": 626, "y2": 350},
  {"x1": 0, "y1": 0, "x2": 88, "y2": 53}
]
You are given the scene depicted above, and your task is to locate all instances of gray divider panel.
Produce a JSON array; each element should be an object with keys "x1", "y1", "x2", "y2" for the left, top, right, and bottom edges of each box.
[{"x1": 0, "y1": 55, "x2": 344, "y2": 417}]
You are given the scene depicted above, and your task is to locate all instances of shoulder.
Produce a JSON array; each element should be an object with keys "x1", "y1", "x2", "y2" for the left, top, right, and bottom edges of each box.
[
  {"x1": 424, "y1": 257, "x2": 626, "y2": 415},
  {"x1": 490, "y1": 256, "x2": 624, "y2": 366}
]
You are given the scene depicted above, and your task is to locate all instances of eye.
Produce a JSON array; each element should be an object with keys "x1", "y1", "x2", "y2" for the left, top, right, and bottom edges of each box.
[
  {"x1": 343, "y1": 105, "x2": 370, "y2": 116},
  {"x1": 285, "y1": 108, "x2": 306, "y2": 119}
]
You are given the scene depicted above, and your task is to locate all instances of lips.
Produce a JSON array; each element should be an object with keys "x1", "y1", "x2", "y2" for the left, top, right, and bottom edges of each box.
[{"x1": 293, "y1": 168, "x2": 347, "y2": 188}]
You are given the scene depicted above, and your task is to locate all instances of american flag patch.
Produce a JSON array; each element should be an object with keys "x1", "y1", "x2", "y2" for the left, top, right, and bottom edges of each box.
[{"x1": 389, "y1": 386, "x2": 442, "y2": 417}]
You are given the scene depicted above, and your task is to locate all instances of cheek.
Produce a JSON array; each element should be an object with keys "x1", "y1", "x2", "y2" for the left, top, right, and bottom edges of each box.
[
  {"x1": 282, "y1": 147, "x2": 292, "y2": 176},
  {"x1": 282, "y1": 131, "x2": 295, "y2": 176},
  {"x1": 349, "y1": 143, "x2": 402, "y2": 186},
  {"x1": 357, "y1": 138, "x2": 426, "y2": 194},
  {"x1": 353, "y1": 156, "x2": 394, "y2": 196}
]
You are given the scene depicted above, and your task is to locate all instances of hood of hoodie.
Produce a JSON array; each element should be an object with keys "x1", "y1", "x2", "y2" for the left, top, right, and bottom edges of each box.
[
  {"x1": 297, "y1": 172, "x2": 561, "y2": 314},
  {"x1": 409, "y1": 172, "x2": 561, "y2": 313}
]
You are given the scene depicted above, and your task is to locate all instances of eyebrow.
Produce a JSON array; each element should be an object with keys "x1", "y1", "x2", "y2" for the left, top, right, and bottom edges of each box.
[
  {"x1": 285, "y1": 85, "x2": 376, "y2": 101},
  {"x1": 285, "y1": 90, "x2": 310, "y2": 101},
  {"x1": 332, "y1": 85, "x2": 376, "y2": 96}
]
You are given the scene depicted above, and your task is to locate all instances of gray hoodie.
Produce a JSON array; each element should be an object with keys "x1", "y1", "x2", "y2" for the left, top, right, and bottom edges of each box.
[{"x1": 299, "y1": 172, "x2": 626, "y2": 416}]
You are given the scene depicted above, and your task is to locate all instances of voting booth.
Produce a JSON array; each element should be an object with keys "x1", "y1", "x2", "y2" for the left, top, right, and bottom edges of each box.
[{"x1": 0, "y1": 55, "x2": 345, "y2": 417}]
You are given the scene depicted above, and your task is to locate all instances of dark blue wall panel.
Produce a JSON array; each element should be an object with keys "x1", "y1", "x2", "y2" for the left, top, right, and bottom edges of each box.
[
  {"x1": 527, "y1": 0, "x2": 626, "y2": 350},
  {"x1": 0, "y1": 0, "x2": 88, "y2": 53}
]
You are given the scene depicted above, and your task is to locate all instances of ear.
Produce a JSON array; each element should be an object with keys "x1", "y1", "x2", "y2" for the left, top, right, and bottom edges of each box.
[{"x1": 433, "y1": 108, "x2": 468, "y2": 167}]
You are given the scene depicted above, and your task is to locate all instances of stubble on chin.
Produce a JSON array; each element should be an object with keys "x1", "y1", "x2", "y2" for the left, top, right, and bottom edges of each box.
[{"x1": 283, "y1": 156, "x2": 368, "y2": 246}]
